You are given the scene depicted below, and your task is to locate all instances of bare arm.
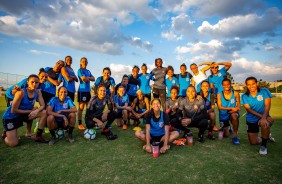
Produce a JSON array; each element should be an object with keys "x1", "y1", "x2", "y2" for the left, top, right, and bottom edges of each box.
[
  {"x1": 47, "y1": 76, "x2": 62, "y2": 86},
  {"x1": 61, "y1": 67, "x2": 73, "y2": 82},
  {"x1": 217, "y1": 62, "x2": 232, "y2": 71}
]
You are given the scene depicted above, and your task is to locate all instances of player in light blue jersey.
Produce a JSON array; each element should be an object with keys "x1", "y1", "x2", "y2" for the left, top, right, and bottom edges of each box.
[
  {"x1": 217, "y1": 79, "x2": 240, "y2": 145},
  {"x1": 61, "y1": 56, "x2": 78, "y2": 101},
  {"x1": 177, "y1": 63, "x2": 193, "y2": 98},
  {"x1": 165, "y1": 65, "x2": 179, "y2": 99},
  {"x1": 138, "y1": 63, "x2": 153, "y2": 101},
  {"x1": 127, "y1": 65, "x2": 140, "y2": 103},
  {"x1": 47, "y1": 86, "x2": 77, "y2": 145},
  {"x1": 94, "y1": 67, "x2": 115, "y2": 98},
  {"x1": 242, "y1": 77, "x2": 274, "y2": 155},
  {"x1": 206, "y1": 61, "x2": 232, "y2": 95},
  {"x1": 77, "y1": 57, "x2": 95, "y2": 130}
]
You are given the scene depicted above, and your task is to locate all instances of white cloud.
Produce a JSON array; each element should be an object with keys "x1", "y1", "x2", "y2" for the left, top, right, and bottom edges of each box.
[
  {"x1": 161, "y1": 30, "x2": 182, "y2": 41},
  {"x1": 29, "y1": 49, "x2": 60, "y2": 56},
  {"x1": 175, "y1": 40, "x2": 223, "y2": 54},
  {"x1": 127, "y1": 37, "x2": 153, "y2": 52},
  {"x1": 198, "y1": 8, "x2": 282, "y2": 38}
]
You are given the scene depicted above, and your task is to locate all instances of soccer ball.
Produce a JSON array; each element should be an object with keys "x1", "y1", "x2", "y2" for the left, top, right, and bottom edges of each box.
[
  {"x1": 55, "y1": 129, "x2": 65, "y2": 139},
  {"x1": 84, "y1": 129, "x2": 96, "y2": 140}
]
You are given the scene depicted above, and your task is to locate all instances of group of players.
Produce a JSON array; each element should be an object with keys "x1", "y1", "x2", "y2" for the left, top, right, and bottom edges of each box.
[{"x1": 2, "y1": 57, "x2": 274, "y2": 155}]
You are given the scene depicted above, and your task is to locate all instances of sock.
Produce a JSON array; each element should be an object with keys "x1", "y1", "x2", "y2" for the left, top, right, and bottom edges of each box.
[
  {"x1": 68, "y1": 127, "x2": 74, "y2": 135},
  {"x1": 208, "y1": 126, "x2": 213, "y2": 132},
  {"x1": 36, "y1": 128, "x2": 43, "y2": 137},
  {"x1": 261, "y1": 137, "x2": 267, "y2": 147},
  {"x1": 50, "y1": 130, "x2": 56, "y2": 138},
  {"x1": 123, "y1": 120, "x2": 127, "y2": 125},
  {"x1": 78, "y1": 120, "x2": 82, "y2": 125}
]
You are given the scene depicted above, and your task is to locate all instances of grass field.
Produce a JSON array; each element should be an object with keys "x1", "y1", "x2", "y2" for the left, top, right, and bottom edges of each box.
[{"x1": 0, "y1": 96, "x2": 281, "y2": 184}]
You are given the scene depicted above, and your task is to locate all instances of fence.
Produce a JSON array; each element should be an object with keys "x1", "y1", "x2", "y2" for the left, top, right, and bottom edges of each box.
[{"x1": 0, "y1": 72, "x2": 27, "y2": 97}]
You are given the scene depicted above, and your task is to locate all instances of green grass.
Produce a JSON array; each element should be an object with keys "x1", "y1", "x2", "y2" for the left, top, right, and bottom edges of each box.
[{"x1": 0, "y1": 97, "x2": 282, "y2": 184}]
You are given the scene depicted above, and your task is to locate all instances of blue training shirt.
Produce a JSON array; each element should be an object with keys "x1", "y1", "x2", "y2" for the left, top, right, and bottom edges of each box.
[
  {"x1": 218, "y1": 90, "x2": 237, "y2": 121},
  {"x1": 165, "y1": 76, "x2": 179, "y2": 98},
  {"x1": 178, "y1": 73, "x2": 192, "y2": 97},
  {"x1": 208, "y1": 67, "x2": 226, "y2": 94},
  {"x1": 94, "y1": 76, "x2": 115, "y2": 95},
  {"x1": 241, "y1": 88, "x2": 272, "y2": 123},
  {"x1": 78, "y1": 68, "x2": 93, "y2": 92},
  {"x1": 48, "y1": 96, "x2": 75, "y2": 122},
  {"x1": 5, "y1": 78, "x2": 28, "y2": 100},
  {"x1": 138, "y1": 73, "x2": 153, "y2": 95},
  {"x1": 113, "y1": 94, "x2": 129, "y2": 113},
  {"x1": 62, "y1": 67, "x2": 76, "y2": 93},
  {"x1": 43, "y1": 67, "x2": 62, "y2": 95}
]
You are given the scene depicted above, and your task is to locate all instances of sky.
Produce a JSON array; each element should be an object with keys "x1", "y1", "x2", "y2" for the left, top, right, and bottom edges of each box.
[{"x1": 0, "y1": 0, "x2": 282, "y2": 88}]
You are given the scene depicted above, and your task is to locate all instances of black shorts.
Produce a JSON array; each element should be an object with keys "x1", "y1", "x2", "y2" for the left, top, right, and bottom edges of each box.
[
  {"x1": 220, "y1": 120, "x2": 231, "y2": 128},
  {"x1": 115, "y1": 111, "x2": 123, "y2": 119},
  {"x1": 77, "y1": 92, "x2": 91, "y2": 103},
  {"x1": 56, "y1": 120, "x2": 66, "y2": 129},
  {"x1": 152, "y1": 88, "x2": 166, "y2": 98},
  {"x1": 246, "y1": 122, "x2": 259, "y2": 133},
  {"x1": 41, "y1": 91, "x2": 55, "y2": 105},
  {"x1": 68, "y1": 91, "x2": 75, "y2": 102},
  {"x1": 5, "y1": 95, "x2": 13, "y2": 107},
  {"x1": 4, "y1": 114, "x2": 32, "y2": 131},
  {"x1": 150, "y1": 134, "x2": 164, "y2": 143}
]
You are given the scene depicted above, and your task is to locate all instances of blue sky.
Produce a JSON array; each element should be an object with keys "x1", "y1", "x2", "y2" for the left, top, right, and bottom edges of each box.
[{"x1": 0, "y1": 0, "x2": 281, "y2": 86}]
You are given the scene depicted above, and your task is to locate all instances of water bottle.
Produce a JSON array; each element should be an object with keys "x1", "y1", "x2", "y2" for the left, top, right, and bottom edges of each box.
[{"x1": 186, "y1": 132, "x2": 193, "y2": 146}]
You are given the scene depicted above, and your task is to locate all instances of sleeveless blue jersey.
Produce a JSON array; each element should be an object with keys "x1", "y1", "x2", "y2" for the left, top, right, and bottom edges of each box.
[
  {"x1": 178, "y1": 73, "x2": 191, "y2": 97},
  {"x1": 95, "y1": 76, "x2": 115, "y2": 95},
  {"x1": 218, "y1": 90, "x2": 236, "y2": 121},
  {"x1": 78, "y1": 68, "x2": 93, "y2": 92},
  {"x1": 149, "y1": 111, "x2": 165, "y2": 136},
  {"x1": 3, "y1": 88, "x2": 38, "y2": 120},
  {"x1": 165, "y1": 76, "x2": 179, "y2": 98},
  {"x1": 63, "y1": 67, "x2": 76, "y2": 93},
  {"x1": 208, "y1": 67, "x2": 226, "y2": 94},
  {"x1": 42, "y1": 67, "x2": 62, "y2": 95},
  {"x1": 127, "y1": 75, "x2": 139, "y2": 97},
  {"x1": 48, "y1": 96, "x2": 75, "y2": 122},
  {"x1": 242, "y1": 88, "x2": 272, "y2": 123},
  {"x1": 138, "y1": 73, "x2": 153, "y2": 95}
]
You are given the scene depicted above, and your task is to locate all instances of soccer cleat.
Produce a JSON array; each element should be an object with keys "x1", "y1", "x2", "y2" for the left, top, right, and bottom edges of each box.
[
  {"x1": 78, "y1": 124, "x2": 86, "y2": 130},
  {"x1": 44, "y1": 127, "x2": 50, "y2": 134},
  {"x1": 207, "y1": 132, "x2": 215, "y2": 140},
  {"x1": 198, "y1": 134, "x2": 205, "y2": 143},
  {"x1": 259, "y1": 146, "x2": 267, "y2": 155},
  {"x1": 34, "y1": 136, "x2": 49, "y2": 143},
  {"x1": 269, "y1": 133, "x2": 275, "y2": 142},
  {"x1": 213, "y1": 125, "x2": 218, "y2": 132},
  {"x1": 173, "y1": 138, "x2": 186, "y2": 146},
  {"x1": 122, "y1": 124, "x2": 128, "y2": 130},
  {"x1": 49, "y1": 137, "x2": 56, "y2": 145},
  {"x1": 33, "y1": 121, "x2": 39, "y2": 133},
  {"x1": 101, "y1": 129, "x2": 118, "y2": 140},
  {"x1": 232, "y1": 136, "x2": 240, "y2": 145},
  {"x1": 68, "y1": 134, "x2": 75, "y2": 143},
  {"x1": 95, "y1": 125, "x2": 101, "y2": 130}
]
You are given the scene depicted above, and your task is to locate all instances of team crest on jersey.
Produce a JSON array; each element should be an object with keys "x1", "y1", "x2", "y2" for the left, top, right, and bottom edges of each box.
[
  {"x1": 175, "y1": 102, "x2": 178, "y2": 107},
  {"x1": 159, "y1": 122, "x2": 164, "y2": 128},
  {"x1": 162, "y1": 70, "x2": 165, "y2": 73},
  {"x1": 63, "y1": 103, "x2": 68, "y2": 109},
  {"x1": 82, "y1": 97, "x2": 86, "y2": 101},
  {"x1": 194, "y1": 104, "x2": 198, "y2": 110},
  {"x1": 186, "y1": 78, "x2": 189, "y2": 81},
  {"x1": 231, "y1": 99, "x2": 235, "y2": 104},
  {"x1": 218, "y1": 73, "x2": 222, "y2": 77},
  {"x1": 7, "y1": 122, "x2": 14, "y2": 130},
  {"x1": 172, "y1": 80, "x2": 175, "y2": 84},
  {"x1": 206, "y1": 101, "x2": 210, "y2": 106},
  {"x1": 146, "y1": 76, "x2": 149, "y2": 79},
  {"x1": 103, "y1": 100, "x2": 106, "y2": 105},
  {"x1": 257, "y1": 95, "x2": 263, "y2": 101}
]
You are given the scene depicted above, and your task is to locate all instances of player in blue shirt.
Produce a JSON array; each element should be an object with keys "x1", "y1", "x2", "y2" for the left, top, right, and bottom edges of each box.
[
  {"x1": 113, "y1": 86, "x2": 131, "y2": 130},
  {"x1": 41, "y1": 60, "x2": 64, "y2": 105},
  {"x1": 2, "y1": 74, "x2": 48, "y2": 147},
  {"x1": 217, "y1": 79, "x2": 240, "y2": 145},
  {"x1": 47, "y1": 86, "x2": 77, "y2": 145},
  {"x1": 138, "y1": 63, "x2": 153, "y2": 101},
  {"x1": 177, "y1": 63, "x2": 193, "y2": 98},
  {"x1": 94, "y1": 67, "x2": 115, "y2": 98},
  {"x1": 61, "y1": 56, "x2": 78, "y2": 101},
  {"x1": 77, "y1": 57, "x2": 95, "y2": 130},
  {"x1": 135, "y1": 98, "x2": 179, "y2": 154},
  {"x1": 200, "y1": 81, "x2": 216, "y2": 140},
  {"x1": 115, "y1": 74, "x2": 130, "y2": 95},
  {"x1": 242, "y1": 77, "x2": 274, "y2": 155},
  {"x1": 127, "y1": 65, "x2": 140, "y2": 103},
  {"x1": 165, "y1": 65, "x2": 179, "y2": 99},
  {"x1": 206, "y1": 61, "x2": 232, "y2": 95}
]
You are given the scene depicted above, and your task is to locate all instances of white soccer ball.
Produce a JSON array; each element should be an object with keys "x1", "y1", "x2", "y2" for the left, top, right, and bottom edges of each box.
[
  {"x1": 84, "y1": 129, "x2": 96, "y2": 140},
  {"x1": 55, "y1": 129, "x2": 65, "y2": 139}
]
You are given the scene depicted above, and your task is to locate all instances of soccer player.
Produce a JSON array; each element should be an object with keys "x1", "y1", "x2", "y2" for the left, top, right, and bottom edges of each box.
[
  {"x1": 190, "y1": 63, "x2": 210, "y2": 93},
  {"x1": 94, "y1": 67, "x2": 115, "y2": 98},
  {"x1": 46, "y1": 86, "x2": 77, "y2": 145},
  {"x1": 151, "y1": 58, "x2": 167, "y2": 110},
  {"x1": 242, "y1": 76, "x2": 274, "y2": 155},
  {"x1": 171, "y1": 85, "x2": 208, "y2": 143},
  {"x1": 200, "y1": 81, "x2": 216, "y2": 140},
  {"x1": 77, "y1": 57, "x2": 95, "y2": 130},
  {"x1": 85, "y1": 86, "x2": 117, "y2": 140},
  {"x1": 115, "y1": 74, "x2": 130, "y2": 94},
  {"x1": 138, "y1": 63, "x2": 153, "y2": 102},
  {"x1": 127, "y1": 65, "x2": 140, "y2": 103},
  {"x1": 61, "y1": 56, "x2": 78, "y2": 101},
  {"x1": 135, "y1": 98, "x2": 179, "y2": 154},
  {"x1": 165, "y1": 65, "x2": 179, "y2": 99},
  {"x1": 217, "y1": 79, "x2": 240, "y2": 145},
  {"x1": 2, "y1": 74, "x2": 48, "y2": 147},
  {"x1": 177, "y1": 63, "x2": 193, "y2": 98},
  {"x1": 113, "y1": 86, "x2": 131, "y2": 130}
]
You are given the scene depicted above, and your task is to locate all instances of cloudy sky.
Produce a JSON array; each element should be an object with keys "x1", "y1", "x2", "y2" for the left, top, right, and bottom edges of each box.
[{"x1": 0, "y1": 0, "x2": 281, "y2": 86}]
